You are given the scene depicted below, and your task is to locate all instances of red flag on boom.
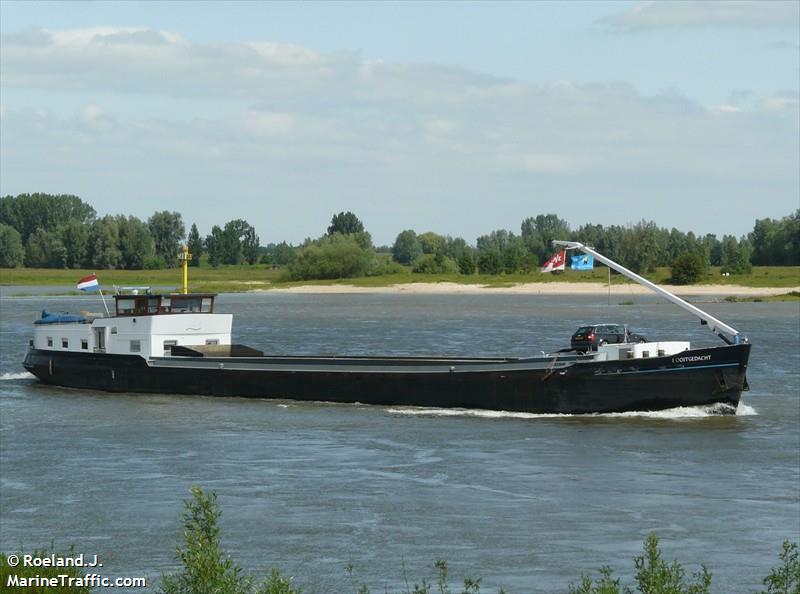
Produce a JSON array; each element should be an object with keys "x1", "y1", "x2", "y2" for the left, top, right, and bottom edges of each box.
[{"x1": 540, "y1": 250, "x2": 566, "y2": 273}]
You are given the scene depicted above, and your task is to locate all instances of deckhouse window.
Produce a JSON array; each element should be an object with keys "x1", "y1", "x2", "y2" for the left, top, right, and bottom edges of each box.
[
  {"x1": 170, "y1": 297, "x2": 203, "y2": 313},
  {"x1": 47, "y1": 336, "x2": 53, "y2": 347},
  {"x1": 145, "y1": 297, "x2": 159, "y2": 313},
  {"x1": 130, "y1": 340, "x2": 141, "y2": 353},
  {"x1": 163, "y1": 340, "x2": 177, "y2": 354},
  {"x1": 116, "y1": 296, "x2": 160, "y2": 316},
  {"x1": 166, "y1": 295, "x2": 214, "y2": 313},
  {"x1": 81, "y1": 339, "x2": 88, "y2": 350},
  {"x1": 117, "y1": 298, "x2": 136, "y2": 315},
  {"x1": 61, "y1": 338, "x2": 68, "y2": 349}
]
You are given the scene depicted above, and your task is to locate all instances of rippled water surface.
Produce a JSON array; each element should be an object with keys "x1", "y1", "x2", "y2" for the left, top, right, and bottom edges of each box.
[{"x1": 1, "y1": 292, "x2": 798, "y2": 593}]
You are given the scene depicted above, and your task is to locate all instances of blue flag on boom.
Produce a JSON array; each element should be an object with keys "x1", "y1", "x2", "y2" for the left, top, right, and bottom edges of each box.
[{"x1": 571, "y1": 255, "x2": 594, "y2": 271}]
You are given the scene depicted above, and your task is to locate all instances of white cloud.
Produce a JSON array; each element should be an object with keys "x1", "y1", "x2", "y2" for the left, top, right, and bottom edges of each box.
[
  {"x1": 602, "y1": 1, "x2": 799, "y2": 31},
  {"x1": 0, "y1": 26, "x2": 504, "y2": 104},
  {"x1": 1, "y1": 27, "x2": 797, "y2": 242}
]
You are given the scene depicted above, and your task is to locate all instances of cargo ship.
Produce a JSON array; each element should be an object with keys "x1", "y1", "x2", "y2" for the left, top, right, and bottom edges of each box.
[{"x1": 23, "y1": 242, "x2": 750, "y2": 414}]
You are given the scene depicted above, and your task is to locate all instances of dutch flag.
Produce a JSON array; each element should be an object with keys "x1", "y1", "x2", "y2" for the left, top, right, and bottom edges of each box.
[{"x1": 76, "y1": 274, "x2": 100, "y2": 292}]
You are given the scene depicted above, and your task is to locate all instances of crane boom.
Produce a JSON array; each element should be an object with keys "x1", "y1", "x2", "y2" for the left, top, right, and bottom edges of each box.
[{"x1": 552, "y1": 240, "x2": 742, "y2": 345}]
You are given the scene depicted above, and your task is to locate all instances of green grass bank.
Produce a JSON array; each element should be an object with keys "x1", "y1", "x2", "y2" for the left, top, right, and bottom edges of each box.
[{"x1": 1, "y1": 265, "x2": 798, "y2": 296}]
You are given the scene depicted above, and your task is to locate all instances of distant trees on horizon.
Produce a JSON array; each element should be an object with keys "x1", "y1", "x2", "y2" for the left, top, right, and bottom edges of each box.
[{"x1": 0, "y1": 193, "x2": 797, "y2": 278}]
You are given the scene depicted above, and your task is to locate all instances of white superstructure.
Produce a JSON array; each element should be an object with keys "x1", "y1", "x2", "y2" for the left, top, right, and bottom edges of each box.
[{"x1": 32, "y1": 291, "x2": 232, "y2": 359}]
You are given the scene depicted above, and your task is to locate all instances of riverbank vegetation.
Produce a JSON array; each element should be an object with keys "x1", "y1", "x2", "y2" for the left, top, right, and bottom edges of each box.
[
  {"x1": 1, "y1": 263, "x2": 799, "y2": 295},
  {"x1": 1, "y1": 195, "x2": 797, "y2": 286},
  {"x1": 3, "y1": 487, "x2": 798, "y2": 593},
  {"x1": 159, "y1": 487, "x2": 800, "y2": 594},
  {"x1": 1, "y1": 263, "x2": 799, "y2": 297}
]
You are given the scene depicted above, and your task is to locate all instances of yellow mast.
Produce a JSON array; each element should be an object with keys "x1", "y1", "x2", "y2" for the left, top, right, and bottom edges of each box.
[{"x1": 178, "y1": 244, "x2": 192, "y2": 294}]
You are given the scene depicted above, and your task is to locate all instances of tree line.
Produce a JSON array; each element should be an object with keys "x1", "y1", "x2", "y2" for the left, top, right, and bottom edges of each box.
[
  {"x1": 0, "y1": 193, "x2": 259, "y2": 270},
  {"x1": 389, "y1": 212, "x2": 798, "y2": 277},
  {"x1": 262, "y1": 209, "x2": 798, "y2": 282},
  {"x1": 0, "y1": 194, "x2": 797, "y2": 279}
]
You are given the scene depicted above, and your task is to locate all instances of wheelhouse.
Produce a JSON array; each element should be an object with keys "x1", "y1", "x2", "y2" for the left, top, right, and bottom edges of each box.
[{"x1": 113, "y1": 290, "x2": 217, "y2": 317}]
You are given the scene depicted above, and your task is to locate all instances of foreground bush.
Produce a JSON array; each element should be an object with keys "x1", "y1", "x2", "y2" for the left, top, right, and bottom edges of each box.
[
  {"x1": 571, "y1": 533, "x2": 711, "y2": 594},
  {"x1": 159, "y1": 486, "x2": 301, "y2": 594},
  {"x1": 570, "y1": 534, "x2": 800, "y2": 594},
  {"x1": 761, "y1": 541, "x2": 800, "y2": 594}
]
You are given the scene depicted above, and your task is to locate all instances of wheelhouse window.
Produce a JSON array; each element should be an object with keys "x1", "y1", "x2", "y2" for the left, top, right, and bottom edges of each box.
[
  {"x1": 116, "y1": 296, "x2": 160, "y2": 316},
  {"x1": 130, "y1": 340, "x2": 141, "y2": 353},
  {"x1": 113, "y1": 293, "x2": 216, "y2": 315},
  {"x1": 166, "y1": 295, "x2": 215, "y2": 313}
]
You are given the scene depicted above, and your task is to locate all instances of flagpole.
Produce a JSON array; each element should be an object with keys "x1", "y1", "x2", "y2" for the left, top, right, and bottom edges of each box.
[
  {"x1": 94, "y1": 272, "x2": 111, "y2": 316},
  {"x1": 98, "y1": 287, "x2": 111, "y2": 316},
  {"x1": 607, "y1": 266, "x2": 611, "y2": 306}
]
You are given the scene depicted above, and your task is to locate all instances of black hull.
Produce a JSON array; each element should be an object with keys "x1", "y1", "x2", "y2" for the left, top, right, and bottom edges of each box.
[{"x1": 23, "y1": 344, "x2": 750, "y2": 414}]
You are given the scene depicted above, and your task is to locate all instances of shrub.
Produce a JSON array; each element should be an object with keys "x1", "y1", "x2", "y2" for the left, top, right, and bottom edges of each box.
[
  {"x1": 0, "y1": 223, "x2": 25, "y2": 267},
  {"x1": 160, "y1": 487, "x2": 301, "y2": 594},
  {"x1": 288, "y1": 233, "x2": 374, "y2": 280},
  {"x1": 412, "y1": 254, "x2": 459, "y2": 274},
  {"x1": 144, "y1": 255, "x2": 167, "y2": 269},
  {"x1": 458, "y1": 253, "x2": 476, "y2": 275},
  {"x1": 761, "y1": 540, "x2": 800, "y2": 594},
  {"x1": 369, "y1": 255, "x2": 406, "y2": 276},
  {"x1": 570, "y1": 533, "x2": 711, "y2": 594},
  {"x1": 670, "y1": 253, "x2": 705, "y2": 285},
  {"x1": 392, "y1": 230, "x2": 422, "y2": 265},
  {"x1": 160, "y1": 487, "x2": 253, "y2": 594}
]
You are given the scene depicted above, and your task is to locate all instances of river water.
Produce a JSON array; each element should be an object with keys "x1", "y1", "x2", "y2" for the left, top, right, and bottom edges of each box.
[{"x1": 1, "y1": 291, "x2": 798, "y2": 593}]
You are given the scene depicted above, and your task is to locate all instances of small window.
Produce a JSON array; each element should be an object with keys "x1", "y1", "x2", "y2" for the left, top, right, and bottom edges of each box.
[
  {"x1": 163, "y1": 340, "x2": 177, "y2": 354},
  {"x1": 81, "y1": 339, "x2": 88, "y2": 350},
  {"x1": 130, "y1": 340, "x2": 141, "y2": 353},
  {"x1": 111, "y1": 327, "x2": 118, "y2": 334},
  {"x1": 47, "y1": 336, "x2": 53, "y2": 347},
  {"x1": 205, "y1": 339, "x2": 219, "y2": 345},
  {"x1": 201, "y1": 297, "x2": 213, "y2": 313},
  {"x1": 116, "y1": 298, "x2": 136, "y2": 315},
  {"x1": 61, "y1": 338, "x2": 69, "y2": 349}
]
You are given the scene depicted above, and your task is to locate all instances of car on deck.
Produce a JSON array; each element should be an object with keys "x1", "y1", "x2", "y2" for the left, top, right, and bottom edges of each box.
[{"x1": 570, "y1": 324, "x2": 647, "y2": 353}]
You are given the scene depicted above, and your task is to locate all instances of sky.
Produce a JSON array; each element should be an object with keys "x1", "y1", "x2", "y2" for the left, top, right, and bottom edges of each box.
[{"x1": 1, "y1": 0, "x2": 798, "y2": 246}]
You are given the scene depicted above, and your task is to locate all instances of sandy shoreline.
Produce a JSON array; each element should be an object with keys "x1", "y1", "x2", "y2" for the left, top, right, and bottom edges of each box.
[{"x1": 261, "y1": 282, "x2": 799, "y2": 297}]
